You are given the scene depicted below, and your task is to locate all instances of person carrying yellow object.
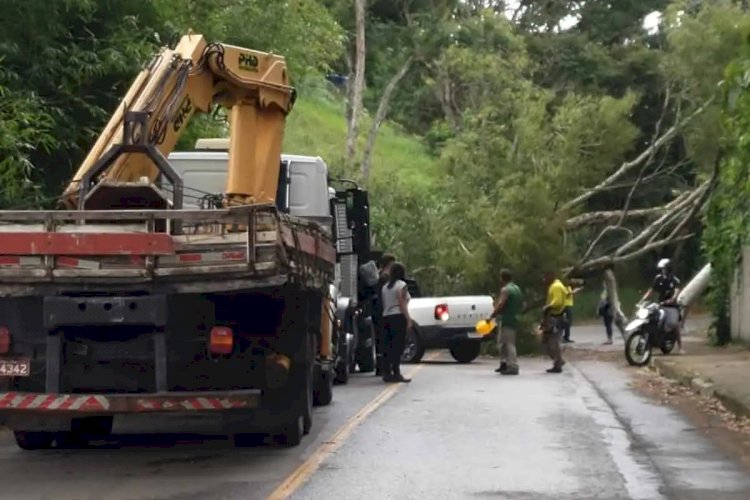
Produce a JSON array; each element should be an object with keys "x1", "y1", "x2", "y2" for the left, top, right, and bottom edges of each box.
[{"x1": 540, "y1": 271, "x2": 567, "y2": 373}]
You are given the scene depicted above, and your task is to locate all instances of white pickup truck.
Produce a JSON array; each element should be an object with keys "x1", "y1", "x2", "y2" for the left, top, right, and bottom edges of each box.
[{"x1": 402, "y1": 279, "x2": 494, "y2": 364}]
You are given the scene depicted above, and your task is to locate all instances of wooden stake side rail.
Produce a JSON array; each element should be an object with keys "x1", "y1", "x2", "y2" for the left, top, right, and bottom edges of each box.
[{"x1": 0, "y1": 206, "x2": 335, "y2": 291}]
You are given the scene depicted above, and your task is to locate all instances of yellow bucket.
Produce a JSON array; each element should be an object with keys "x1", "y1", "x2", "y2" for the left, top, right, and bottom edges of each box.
[{"x1": 475, "y1": 319, "x2": 496, "y2": 336}]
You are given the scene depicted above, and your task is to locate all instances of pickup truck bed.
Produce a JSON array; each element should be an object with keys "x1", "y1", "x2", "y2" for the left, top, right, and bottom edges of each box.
[{"x1": 404, "y1": 294, "x2": 494, "y2": 364}]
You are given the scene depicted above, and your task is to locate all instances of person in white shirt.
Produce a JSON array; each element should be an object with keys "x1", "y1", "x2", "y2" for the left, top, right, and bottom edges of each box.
[{"x1": 380, "y1": 262, "x2": 413, "y2": 383}]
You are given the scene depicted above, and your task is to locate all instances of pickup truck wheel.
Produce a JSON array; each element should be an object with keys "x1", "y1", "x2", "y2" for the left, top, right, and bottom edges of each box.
[
  {"x1": 401, "y1": 326, "x2": 425, "y2": 364},
  {"x1": 14, "y1": 431, "x2": 54, "y2": 450},
  {"x1": 449, "y1": 340, "x2": 481, "y2": 363},
  {"x1": 356, "y1": 344, "x2": 376, "y2": 373}
]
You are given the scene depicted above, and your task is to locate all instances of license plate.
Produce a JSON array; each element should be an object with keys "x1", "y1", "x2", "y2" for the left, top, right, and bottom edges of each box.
[{"x1": 0, "y1": 359, "x2": 30, "y2": 377}]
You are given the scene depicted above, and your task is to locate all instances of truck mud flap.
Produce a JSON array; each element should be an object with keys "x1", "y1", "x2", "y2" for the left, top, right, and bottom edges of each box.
[{"x1": 0, "y1": 390, "x2": 261, "y2": 414}]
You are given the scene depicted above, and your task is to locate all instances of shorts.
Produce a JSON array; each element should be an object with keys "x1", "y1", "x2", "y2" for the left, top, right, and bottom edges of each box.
[{"x1": 661, "y1": 307, "x2": 680, "y2": 332}]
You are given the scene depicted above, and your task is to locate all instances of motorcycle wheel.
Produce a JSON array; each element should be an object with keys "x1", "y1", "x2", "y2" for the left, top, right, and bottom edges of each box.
[
  {"x1": 661, "y1": 338, "x2": 676, "y2": 355},
  {"x1": 625, "y1": 331, "x2": 652, "y2": 366}
]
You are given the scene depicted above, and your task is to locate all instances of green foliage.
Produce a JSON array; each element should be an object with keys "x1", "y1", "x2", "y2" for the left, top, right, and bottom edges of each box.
[
  {"x1": 662, "y1": 1, "x2": 750, "y2": 171},
  {"x1": 155, "y1": 0, "x2": 344, "y2": 83},
  {"x1": 0, "y1": 75, "x2": 52, "y2": 206},
  {"x1": 703, "y1": 52, "x2": 750, "y2": 343},
  {"x1": 0, "y1": 0, "x2": 163, "y2": 196}
]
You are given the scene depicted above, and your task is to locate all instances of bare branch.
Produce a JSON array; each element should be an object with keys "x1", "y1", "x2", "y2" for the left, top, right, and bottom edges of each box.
[
  {"x1": 616, "y1": 84, "x2": 673, "y2": 226},
  {"x1": 575, "y1": 233, "x2": 694, "y2": 274},
  {"x1": 617, "y1": 233, "x2": 694, "y2": 263},
  {"x1": 360, "y1": 55, "x2": 414, "y2": 182},
  {"x1": 562, "y1": 97, "x2": 715, "y2": 211},
  {"x1": 614, "y1": 182, "x2": 709, "y2": 257},
  {"x1": 345, "y1": 0, "x2": 367, "y2": 166},
  {"x1": 578, "y1": 226, "x2": 633, "y2": 264},
  {"x1": 565, "y1": 207, "x2": 668, "y2": 230}
]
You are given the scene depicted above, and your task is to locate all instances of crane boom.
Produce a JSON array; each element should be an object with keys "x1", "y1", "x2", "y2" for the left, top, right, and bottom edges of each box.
[{"x1": 61, "y1": 33, "x2": 295, "y2": 209}]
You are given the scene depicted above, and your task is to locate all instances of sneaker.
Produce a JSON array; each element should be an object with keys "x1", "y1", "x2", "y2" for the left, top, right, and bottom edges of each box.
[
  {"x1": 495, "y1": 362, "x2": 508, "y2": 373},
  {"x1": 546, "y1": 366, "x2": 563, "y2": 374},
  {"x1": 501, "y1": 368, "x2": 519, "y2": 376},
  {"x1": 394, "y1": 375, "x2": 411, "y2": 383},
  {"x1": 603, "y1": 339, "x2": 613, "y2": 345}
]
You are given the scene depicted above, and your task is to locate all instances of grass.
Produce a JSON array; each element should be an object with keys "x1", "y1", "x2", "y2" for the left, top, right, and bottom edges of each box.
[{"x1": 283, "y1": 92, "x2": 439, "y2": 190}]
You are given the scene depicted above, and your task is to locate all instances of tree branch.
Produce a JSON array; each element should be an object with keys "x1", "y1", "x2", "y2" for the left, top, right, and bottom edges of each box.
[
  {"x1": 360, "y1": 55, "x2": 414, "y2": 183},
  {"x1": 565, "y1": 207, "x2": 669, "y2": 230},
  {"x1": 614, "y1": 182, "x2": 709, "y2": 257},
  {"x1": 345, "y1": 0, "x2": 367, "y2": 166},
  {"x1": 562, "y1": 97, "x2": 714, "y2": 211}
]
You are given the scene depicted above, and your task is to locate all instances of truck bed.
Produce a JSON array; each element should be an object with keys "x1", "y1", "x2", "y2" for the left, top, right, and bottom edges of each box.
[{"x1": 0, "y1": 204, "x2": 335, "y2": 295}]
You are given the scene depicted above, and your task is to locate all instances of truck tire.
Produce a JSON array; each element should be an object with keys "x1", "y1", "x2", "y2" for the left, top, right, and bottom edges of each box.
[
  {"x1": 401, "y1": 325, "x2": 425, "y2": 364},
  {"x1": 449, "y1": 340, "x2": 481, "y2": 363},
  {"x1": 356, "y1": 344, "x2": 376, "y2": 373},
  {"x1": 335, "y1": 339, "x2": 350, "y2": 384},
  {"x1": 273, "y1": 415, "x2": 304, "y2": 447},
  {"x1": 314, "y1": 369, "x2": 334, "y2": 407},
  {"x1": 14, "y1": 431, "x2": 54, "y2": 451},
  {"x1": 301, "y1": 344, "x2": 314, "y2": 434}
]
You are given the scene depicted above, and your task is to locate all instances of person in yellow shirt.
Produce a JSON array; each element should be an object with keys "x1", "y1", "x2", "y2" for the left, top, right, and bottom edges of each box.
[
  {"x1": 562, "y1": 279, "x2": 584, "y2": 344},
  {"x1": 540, "y1": 271, "x2": 567, "y2": 373}
]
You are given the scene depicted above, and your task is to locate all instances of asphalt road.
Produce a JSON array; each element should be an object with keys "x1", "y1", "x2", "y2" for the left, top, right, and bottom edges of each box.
[{"x1": 0, "y1": 319, "x2": 748, "y2": 500}]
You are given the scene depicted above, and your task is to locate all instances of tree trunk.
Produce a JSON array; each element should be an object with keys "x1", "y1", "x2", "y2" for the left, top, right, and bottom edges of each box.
[
  {"x1": 344, "y1": 51, "x2": 354, "y2": 125},
  {"x1": 360, "y1": 56, "x2": 414, "y2": 183},
  {"x1": 345, "y1": 0, "x2": 367, "y2": 167},
  {"x1": 603, "y1": 269, "x2": 627, "y2": 339}
]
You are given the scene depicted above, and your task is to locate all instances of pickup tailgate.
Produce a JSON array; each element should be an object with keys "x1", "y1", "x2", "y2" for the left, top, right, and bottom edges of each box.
[{"x1": 411, "y1": 295, "x2": 493, "y2": 328}]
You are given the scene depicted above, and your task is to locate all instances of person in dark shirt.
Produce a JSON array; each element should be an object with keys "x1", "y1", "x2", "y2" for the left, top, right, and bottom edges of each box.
[
  {"x1": 373, "y1": 253, "x2": 396, "y2": 376},
  {"x1": 640, "y1": 258, "x2": 684, "y2": 353}
]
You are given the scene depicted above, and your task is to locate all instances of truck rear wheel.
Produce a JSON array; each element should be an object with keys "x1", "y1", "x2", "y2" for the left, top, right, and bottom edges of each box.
[
  {"x1": 449, "y1": 340, "x2": 481, "y2": 363},
  {"x1": 272, "y1": 415, "x2": 304, "y2": 447},
  {"x1": 14, "y1": 431, "x2": 54, "y2": 451},
  {"x1": 314, "y1": 368, "x2": 334, "y2": 407}
]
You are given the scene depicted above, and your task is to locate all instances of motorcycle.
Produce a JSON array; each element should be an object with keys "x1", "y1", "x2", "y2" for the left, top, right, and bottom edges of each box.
[{"x1": 624, "y1": 301, "x2": 678, "y2": 366}]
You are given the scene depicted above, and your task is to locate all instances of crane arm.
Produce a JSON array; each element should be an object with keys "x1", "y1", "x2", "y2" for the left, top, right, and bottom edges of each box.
[{"x1": 61, "y1": 34, "x2": 295, "y2": 209}]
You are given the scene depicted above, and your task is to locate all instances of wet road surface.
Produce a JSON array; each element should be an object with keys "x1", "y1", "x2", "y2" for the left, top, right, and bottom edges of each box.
[{"x1": 0, "y1": 320, "x2": 748, "y2": 499}]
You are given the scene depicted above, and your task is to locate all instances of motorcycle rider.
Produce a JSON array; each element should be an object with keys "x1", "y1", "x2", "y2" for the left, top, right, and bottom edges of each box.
[{"x1": 639, "y1": 258, "x2": 684, "y2": 354}]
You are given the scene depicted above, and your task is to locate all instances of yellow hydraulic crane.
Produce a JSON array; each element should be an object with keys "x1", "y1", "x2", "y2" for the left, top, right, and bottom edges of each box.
[{"x1": 60, "y1": 33, "x2": 295, "y2": 209}]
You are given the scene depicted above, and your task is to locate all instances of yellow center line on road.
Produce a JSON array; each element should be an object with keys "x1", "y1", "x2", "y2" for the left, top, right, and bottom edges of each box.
[{"x1": 267, "y1": 351, "x2": 441, "y2": 500}]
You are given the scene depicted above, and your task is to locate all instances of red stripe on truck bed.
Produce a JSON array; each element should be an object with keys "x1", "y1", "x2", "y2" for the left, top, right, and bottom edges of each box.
[{"x1": 0, "y1": 233, "x2": 175, "y2": 256}]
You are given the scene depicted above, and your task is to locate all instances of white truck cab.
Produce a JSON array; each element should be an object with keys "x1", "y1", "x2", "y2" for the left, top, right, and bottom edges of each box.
[{"x1": 168, "y1": 139, "x2": 332, "y2": 231}]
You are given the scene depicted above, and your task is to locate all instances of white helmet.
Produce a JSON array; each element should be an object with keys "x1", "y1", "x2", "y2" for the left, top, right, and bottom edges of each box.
[{"x1": 657, "y1": 258, "x2": 672, "y2": 270}]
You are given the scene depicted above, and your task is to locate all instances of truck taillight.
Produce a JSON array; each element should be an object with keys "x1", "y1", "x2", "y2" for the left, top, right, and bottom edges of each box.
[
  {"x1": 434, "y1": 304, "x2": 449, "y2": 321},
  {"x1": 209, "y1": 326, "x2": 234, "y2": 355},
  {"x1": 0, "y1": 326, "x2": 9, "y2": 354}
]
